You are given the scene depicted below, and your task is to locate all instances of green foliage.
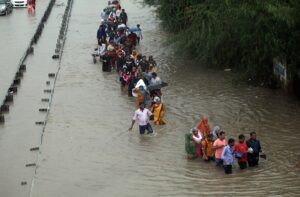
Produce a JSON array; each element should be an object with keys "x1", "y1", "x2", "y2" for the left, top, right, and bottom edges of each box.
[{"x1": 145, "y1": 0, "x2": 300, "y2": 85}]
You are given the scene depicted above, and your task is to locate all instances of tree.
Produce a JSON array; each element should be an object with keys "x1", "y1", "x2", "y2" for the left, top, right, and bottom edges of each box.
[{"x1": 145, "y1": 0, "x2": 300, "y2": 88}]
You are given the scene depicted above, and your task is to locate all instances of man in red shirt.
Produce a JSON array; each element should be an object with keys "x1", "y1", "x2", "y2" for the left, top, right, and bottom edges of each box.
[{"x1": 234, "y1": 134, "x2": 248, "y2": 169}]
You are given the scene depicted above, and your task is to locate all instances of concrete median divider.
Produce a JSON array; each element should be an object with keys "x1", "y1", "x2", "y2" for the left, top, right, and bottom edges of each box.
[
  {"x1": 0, "y1": 105, "x2": 9, "y2": 113},
  {"x1": 53, "y1": 0, "x2": 73, "y2": 58},
  {"x1": 8, "y1": 86, "x2": 17, "y2": 94},
  {"x1": 4, "y1": 94, "x2": 13, "y2": 103},
  {"x1": 0, "y1": 114, "x2": 4, "y2": 124},
  {"x1": 41, "y1": 98, "x2": 50, "y2": 102},
  {"x1": 0, "y1": 0, "x2": 57, "y2": 124}
]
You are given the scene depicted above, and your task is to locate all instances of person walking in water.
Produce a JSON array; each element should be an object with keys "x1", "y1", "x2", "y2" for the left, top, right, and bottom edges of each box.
[
  {"x1": 202, "y1": 134, "x2": 215, "y2": 161},
  {"x1": 133, "y1": 85, "x2": 148, "y2": 108},
  {"x1": 120, "y1": 9, "x2": 128, "y2": 25},
  {"x1": 221, "y1": 138, "x2": 235, "y2": 174},
  {"x1": 234, "y1": 134, "x2": 248, "y2": 169},
  {"x1": 213, "y1": 131, "x2": 227, "y2": 166},
  {"x1": 185, "y1": 128, "x2": 202, "y2": 159},
  {"x1": 247, "y1": 132, "x2": 262, "y2": 167},
  {"x1": 32, "y1": 0, "x2": 36, "y2": 10},
  {"x1": 129, "y1": 103, "x2": 154, "y2": 135},
  {"x1": 151, "y1": 96, "x2": 166, "y2": 125},
  {"x1": 97, "y1": 25, "x2": 107, "y2": 43},
  {"x1": 28, "y1": 0, "x2": 36, "y2": 10},
  {"x1": 197, "y1": 116, "x2": 211, "y2": 137},
  {"x1": 136, "y1": 24, "x2": 143, "y2": 44},
  {"x1": 27, "y1": 0, "x2": 36, "y2": 13}
]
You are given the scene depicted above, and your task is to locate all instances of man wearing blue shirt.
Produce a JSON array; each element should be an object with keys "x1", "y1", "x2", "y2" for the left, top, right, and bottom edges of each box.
[{"x1": 221, "y1": 138, "x2": 235, "y2": 174}]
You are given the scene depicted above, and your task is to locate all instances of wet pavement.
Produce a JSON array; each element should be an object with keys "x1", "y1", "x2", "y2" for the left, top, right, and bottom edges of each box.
[
  {"x1": 0, "y1": 0, "x2": 69, "y2": 196},
  {"x1": 0, "y1": 0, "x2": 300, "y2": 197},
  {"x1": 0, "y1": 0, "x2": 51, "y2": 102}
]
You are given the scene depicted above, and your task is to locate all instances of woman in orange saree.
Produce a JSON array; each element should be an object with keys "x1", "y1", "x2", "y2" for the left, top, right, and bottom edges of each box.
[
  {"x1": 133, "y1": 86, "x2": 147, "y2": 108},
  {"x1": 197, "y1": 116, "x2": 211, "y2": 137},
  {"x1": 131, "y1": 49, "x2": 138, "y2": 63}
]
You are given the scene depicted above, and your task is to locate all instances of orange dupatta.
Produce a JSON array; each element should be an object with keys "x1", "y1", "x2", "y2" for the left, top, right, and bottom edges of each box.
[{"x1": 197, "y1": 116, "x2": 211, "y2": 137}]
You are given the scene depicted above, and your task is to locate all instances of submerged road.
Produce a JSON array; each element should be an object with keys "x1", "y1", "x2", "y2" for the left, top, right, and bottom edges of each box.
[
  {"x1": 0, "y1": 0, "x2": 69, "y2": 196},
  {"x1": 0, "y1": 0, "x2": 300, "y2": 197},
  {"x1": 0, "y1": 0, "x2": 50, "y2": 104}
]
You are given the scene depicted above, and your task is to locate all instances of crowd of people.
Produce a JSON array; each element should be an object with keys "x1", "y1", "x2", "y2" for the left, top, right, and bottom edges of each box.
[
  {"x1": 96, "y1": 1, "x2": 166, "y2": 135},
  {"x1": 185, "y1": 116, "x2": 266, "y2": 174},
  {"x1": 98, "y1": 1, "x2": 269, "y2": 172}
]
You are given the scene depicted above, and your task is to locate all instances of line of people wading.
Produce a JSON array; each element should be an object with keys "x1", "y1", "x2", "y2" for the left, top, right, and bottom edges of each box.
[
  {"x1": 185, "y1": 116, "x2": 267, "y2": 174},
  {"x1": 97, "y1": 1, "x2": 269, "y2": 173},
  {"x1": 95, "y1": 1, "x2": 166, "y2": 135}
]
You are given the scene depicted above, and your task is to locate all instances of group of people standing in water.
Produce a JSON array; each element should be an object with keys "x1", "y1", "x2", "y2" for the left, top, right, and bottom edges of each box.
[
  {"x1": 185, "y1": 116, "x2": 266, "y2": 174},
  {"x1": 97, "y1": 1, "x2": 166, "y2": 135},
  {"x1": 98, "y1": 2, "x2": 271, "y2": 172}
]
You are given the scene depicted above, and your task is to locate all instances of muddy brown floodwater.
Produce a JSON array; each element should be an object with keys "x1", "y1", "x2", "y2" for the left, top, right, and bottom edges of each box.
[{"x1": 1, "y1": 0, "x2": 300, "y2": 197}]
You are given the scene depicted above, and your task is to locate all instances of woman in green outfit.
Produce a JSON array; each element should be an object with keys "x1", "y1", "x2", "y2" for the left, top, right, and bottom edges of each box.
[{"x1": 185, "y1": 128, "x2": 202, "y2": 159}]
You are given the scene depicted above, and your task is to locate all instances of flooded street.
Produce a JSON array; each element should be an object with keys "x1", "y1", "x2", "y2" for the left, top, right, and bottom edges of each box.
[
  {"x1": 0, "y1": 0, "x2": 300, "y2": 196},
  {"x1": 0, "y1": 0, "x2": 51, "y2": 102},
  {"x1": 0, "y1": 0, "x2": 71, "y2": 196}
]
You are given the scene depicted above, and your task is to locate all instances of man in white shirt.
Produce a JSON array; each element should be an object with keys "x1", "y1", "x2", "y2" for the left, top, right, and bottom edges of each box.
[
  {"x1": 101, "y1": 9, "x2": 107, "y2": 20},
  {"x1": 150, "y1": 72, "x2": 162, "y2": 85},
  {"x1": 116, "y1": 8, "x2": 122, "y2": 19},
  {"x1": 136, "y1": 24, "x2": 143, "y2": 44},
  {"x1": 98, "y1": 41, "x2": 106, "y2": 57},
  {"x1": 129, "y1": 103, "x2": 154, "y2": 134}
]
